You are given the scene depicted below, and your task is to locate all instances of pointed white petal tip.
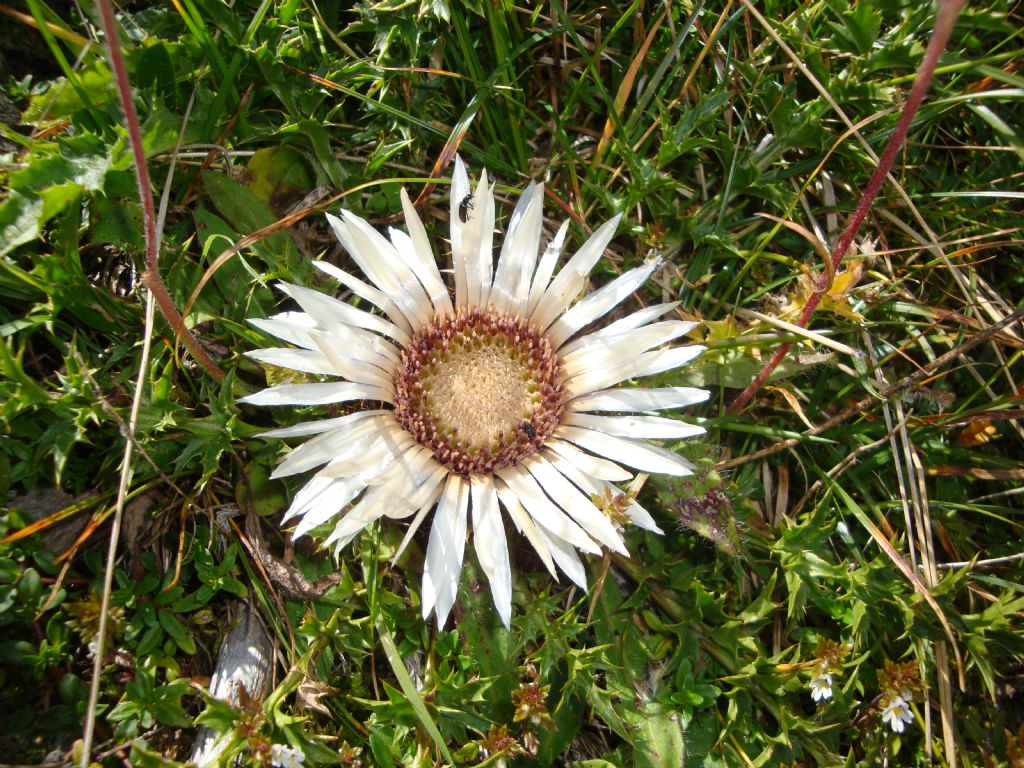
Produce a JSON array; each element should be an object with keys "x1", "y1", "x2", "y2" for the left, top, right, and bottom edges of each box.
[{"x1": 246, "y1": 158, "x2": 711, "y2": 628}]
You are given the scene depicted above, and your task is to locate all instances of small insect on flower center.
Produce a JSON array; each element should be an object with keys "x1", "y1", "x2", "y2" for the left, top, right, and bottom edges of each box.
[{"x1": 393, "y1": 307, "x2": 566, "y2": 475}]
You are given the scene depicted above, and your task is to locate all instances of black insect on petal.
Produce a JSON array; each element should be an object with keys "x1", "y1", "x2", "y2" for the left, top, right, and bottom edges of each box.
[{"x1": 458, "y1": 193, "x2": 474, "y2": 223}]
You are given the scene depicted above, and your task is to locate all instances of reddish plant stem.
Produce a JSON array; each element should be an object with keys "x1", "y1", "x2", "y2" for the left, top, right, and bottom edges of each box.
[
  {"x1": 96, "y1": 0, "x2": 225, "y2": 382},
  {"x1": 728, "y1": 0, "x2": 965, "y2": 415}
]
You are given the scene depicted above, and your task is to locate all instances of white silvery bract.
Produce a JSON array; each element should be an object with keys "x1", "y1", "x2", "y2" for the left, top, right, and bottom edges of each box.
[{"x1": 242, "y1": 157, "x2": 708, "y2": 629}]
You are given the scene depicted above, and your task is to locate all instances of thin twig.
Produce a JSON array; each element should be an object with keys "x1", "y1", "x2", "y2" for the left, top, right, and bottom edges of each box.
[
  {"x1": 83, "y1": 5, "x2": 206, "y2": 762},
  {"x1": 95, "y1": 0, "x2": 224, "y2": 382},
  {"x1": 934, "y1": 552, "x2": 1024, "y2": 570},
  {"x1": 80, "y1": 293, "x2": 154, "y2": 768},
  {"x1": 728, "y1": 0, "x2": 966, "y2": 414}
]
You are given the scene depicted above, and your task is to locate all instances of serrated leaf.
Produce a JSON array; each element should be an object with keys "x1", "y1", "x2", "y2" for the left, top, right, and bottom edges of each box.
[
  {"x1": 0, "y1": 135, "x2": 110, "y2": 257},
  {"x1": 193, "y1": 696, "x2": 240, "y2": 732},
  {"x1": 22, "y1": 62, "x2": 115, "y2": 126},
  {"x1": 673, "y1": 91, "x2": 731, "y2": 144}
]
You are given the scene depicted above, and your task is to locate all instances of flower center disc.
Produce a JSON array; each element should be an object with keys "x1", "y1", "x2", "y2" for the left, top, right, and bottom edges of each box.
[{"x1": 393, "y1": 308, "x2": 565, "y2": 475}]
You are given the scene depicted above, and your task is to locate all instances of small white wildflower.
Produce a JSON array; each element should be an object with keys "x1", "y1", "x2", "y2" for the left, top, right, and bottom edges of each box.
[
  {"x1": 270, "y1": 744, "x2": 305, "y2": 768},
  {"x1": 880, "y1": 696, "x2": 914, "y2": 734},
  {"x1": 809, "y1": 672, "x2": 833, "y2": 703}
]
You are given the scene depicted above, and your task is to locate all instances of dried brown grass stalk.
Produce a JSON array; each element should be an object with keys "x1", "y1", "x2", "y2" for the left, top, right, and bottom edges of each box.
[
  {"x1": 728, "y1": 0, "x2": 967, "y2": 415},
  {"x1": 81, "y1": 4, "x2": 216, "y2": 763}
]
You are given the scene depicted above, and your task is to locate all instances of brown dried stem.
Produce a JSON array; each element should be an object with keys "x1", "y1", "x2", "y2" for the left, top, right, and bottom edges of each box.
[
  {"x1": 728, "y1": 0, "x2": 966, "y2": 415},
  {"x1": 96, "y1": 0, "x2": 225, "y2": 382}
]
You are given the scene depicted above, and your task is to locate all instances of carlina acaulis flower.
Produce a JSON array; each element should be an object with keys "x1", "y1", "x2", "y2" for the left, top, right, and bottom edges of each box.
[{"x1": 241, "y1": 156, "x2": 708, "y2": 628}]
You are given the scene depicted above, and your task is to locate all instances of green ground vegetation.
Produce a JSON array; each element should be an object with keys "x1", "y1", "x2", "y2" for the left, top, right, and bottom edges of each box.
[{"x1": 1, "y1": 0, "x2": 1022, "y2": 765}]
